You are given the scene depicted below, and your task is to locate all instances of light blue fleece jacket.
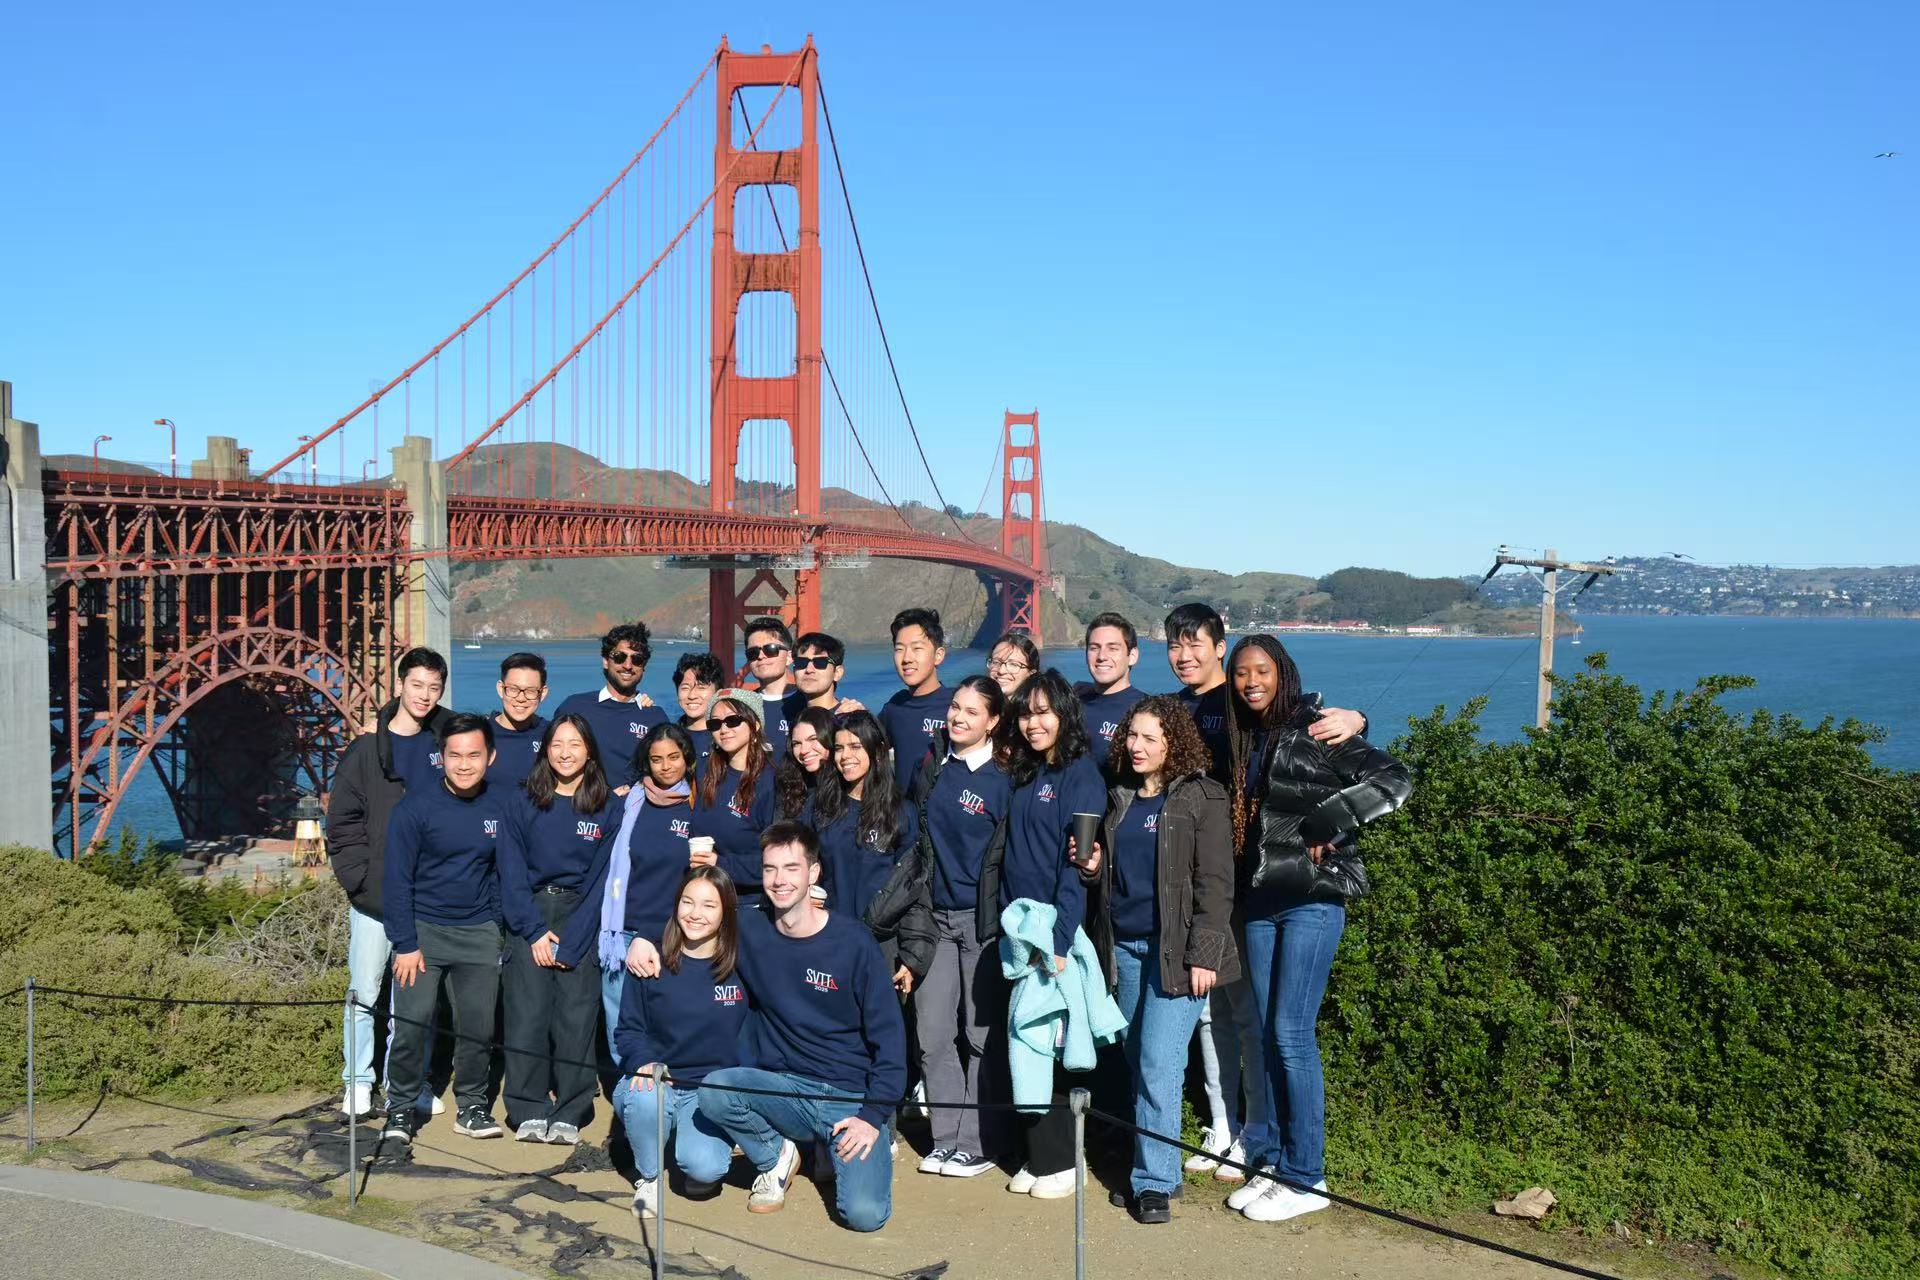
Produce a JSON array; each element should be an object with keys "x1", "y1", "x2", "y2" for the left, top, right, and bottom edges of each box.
[{"x1": 999, "y1": 898, "x2": 1126, "y2": 1112}]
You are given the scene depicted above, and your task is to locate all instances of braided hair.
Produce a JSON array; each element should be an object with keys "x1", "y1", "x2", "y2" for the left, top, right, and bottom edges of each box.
[{"x1": 1224, "y1": 634, "x2": 1303, "y2": 855}]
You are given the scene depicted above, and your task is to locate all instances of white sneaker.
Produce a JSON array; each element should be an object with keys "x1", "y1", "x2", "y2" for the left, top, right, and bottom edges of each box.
[
  {"x1": 341, "y1": 1084, "x2": 374, "y2": 1118},
  {"x1": 917, "y1": 1146, "x2": 956, "y2": 1174},
  {"x1": 1213, "y1": 1137, "x2": 1249, "y2": 1184},
  {"x1": 1028, "y1": 1168, "x2": 1076, "y2": 1199},
  {"x1": 429, "y1": 1095, "x2": 446, "y2": 1116},
  {"x1": 1225, "y1": 1166, "x2": 1281, "y2": 1211},
  {"x1": 1241, "y1": 1178, "x2": 1330, "y2": 1223},
  {"x1": 514, "y1": 1119, "x2": 548, "y2": 1142},
  {"x1": 1007, "y1": 1166, "x2": 1038, "y2": 1194},
  {"x1": 900, "y1": 1079, "x2": 928, "y2": 1120},
  {"x1": 545, "y1": 1121, "x2": 580, "y2": 1145},
  {"x1": 630, "y1": 1177, "x2": 658, "y2": 1221},
  {"x1": 747, "y1": 1139, "x2": 801, "y2": 1213},
  {"x1": 1183, "y1": 1123, "x2": 1231, "y2": 1173}
]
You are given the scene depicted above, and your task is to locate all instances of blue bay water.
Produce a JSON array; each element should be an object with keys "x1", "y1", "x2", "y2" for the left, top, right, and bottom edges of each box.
[{"x1": 104, "y1": 616, "x2": 1920, "y2": 845}]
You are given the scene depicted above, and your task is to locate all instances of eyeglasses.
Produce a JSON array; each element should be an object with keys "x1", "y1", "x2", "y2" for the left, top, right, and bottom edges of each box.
[
  {"x1": 744, "y1": 643, "x2": 788, "y2": 660},
  {"x1": 986, "y1": 657, "x2": 1031, "y2": 673},
  {"x1": 501, "y1": 686, "x2": 544, "y2": 701},
  {"x1": 607, "y1": 652, "x2": 644, "y2": 668},
  {"x1": 711, "y1": 714, "x2": 752, "y2": 730},
  {"x1": 794, "y1": 655, "x2": 836, "y2": 671}
]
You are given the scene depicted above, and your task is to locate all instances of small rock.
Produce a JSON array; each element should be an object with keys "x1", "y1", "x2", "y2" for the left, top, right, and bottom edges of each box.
[{"x1": 1493, "y1": 1186, "x2": 1558, "y2": 1219}]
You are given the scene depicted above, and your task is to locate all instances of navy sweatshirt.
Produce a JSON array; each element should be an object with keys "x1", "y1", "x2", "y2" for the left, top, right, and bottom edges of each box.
[
  {"x1": 1077, "y1": 684, "x2": 1147, "y2": 767},
  {"x1": 925, "y1": 753, "x2": 1012, "y2": 912},
  {"x1": 1178, "y1": 684, "x2": 1231, "y2": 785},
  {"x1": 619, "y1": 798, "x2": 696, "y2": 942},
  {"x1": 389, "y1": 729, "x2": 444, "y2": 793},
  {"x1": 498, "y1": 787, "x2": 618, "y2": 943},
  {"x1": 382, "y1": 780, "x2": 515, "y2": 953},
  {"x1": 552, "y1": 690, "x2": 667, "y2": 788},
  {"x1": 678, "y1": 717, "x2": 714, "y2": 769},
  {"x1": 808, "y1": 796, "x2": 919, "y2": 918},
  {"x1": 880, "y1": 685, "x2": 947, "y2": 791},
  {"x1": 758, "y1": 687, "x2": 807, "y2": 759},
  {"x1": 614, "y1": 952, "x2": 748, "y2": 1085},
  {"x1": 1003, "y1": 754, "x2": 1105, "y2": 958},
  {"x1": 690, "y1": 763, "x2": 777, "y2": 892},
  {"x1": 488, "y1": 714, "x2": 547, "y2": 789},
  {"x1": 734, "y1": 907, "x2": 908, "y2": 1128},
  {"x1": 1110, "y1": 790, "x2": 1167, "y2": 940}
]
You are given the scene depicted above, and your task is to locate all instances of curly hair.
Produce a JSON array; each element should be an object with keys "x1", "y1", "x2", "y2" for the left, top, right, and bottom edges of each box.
[
  {"x1": 1104, "y1": 694, "x2": 1212, "y2": 788},
  {"x1": 1004, "y1": 668, "x2": 1093, "y2": 788}
]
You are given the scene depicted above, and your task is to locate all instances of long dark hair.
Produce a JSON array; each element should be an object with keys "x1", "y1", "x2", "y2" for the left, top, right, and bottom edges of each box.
[
  {"x1": 1004, "y1": 668, "x2": 1092, "y2": 788},
  {"x1": 525, "y1": 713, "x2": 611, "y2": 814},
  {"x1": 946, "y1": 673, "x2": 1011, "y2": 766},
  {"x1": 1224, "y1": 633, "x2": 1304, "y2": 854},
  {"x1": 775, "y1": 705, "x2": 836, "y2": 819},
  {"x1": 660, "y1": 865, "x2": 739, "y2": 982},
  {"x1": 635, "y1": 721, "x2": 699, "y2": 807},
  {"x1": 812, "y1": 709, "x2": 906, "y2": 852},
  {"x1": 700, "y1": 695, "x2": 770, "y2": 810}
]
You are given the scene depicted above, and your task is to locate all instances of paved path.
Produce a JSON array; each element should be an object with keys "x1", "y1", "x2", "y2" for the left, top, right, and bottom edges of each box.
[{"x1": 0, "y1": 1166, "x2": 533, "y2": 1280}]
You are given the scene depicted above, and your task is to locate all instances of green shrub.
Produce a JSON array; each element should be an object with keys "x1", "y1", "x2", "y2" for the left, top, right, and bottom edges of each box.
[
  {"x1": 1327, "y1": 658, "x2": 1920, "y2": 1278},
  {"x1": 0, "y1": 846, "x2": 342, "y2": 1105}
]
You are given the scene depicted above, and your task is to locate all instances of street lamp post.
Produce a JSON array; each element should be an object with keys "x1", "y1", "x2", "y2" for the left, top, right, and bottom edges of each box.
[
  {"x1": 362, "y1": 458, "x2": 377, "y2": 482},
  {"x1": 153, "y1": 418, "x2": 177, "y2": 477},
  {"x1": 91, "y1": 434, "x2": 112, "y2": 466},
  {"x1": 295, "y1": 435, "x2": 316, "y2": 482}
]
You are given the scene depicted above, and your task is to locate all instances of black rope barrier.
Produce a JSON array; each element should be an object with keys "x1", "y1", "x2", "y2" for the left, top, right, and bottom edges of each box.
[{"x1": 10, "y1": 982, "x2": 1624, "y2": 1278}]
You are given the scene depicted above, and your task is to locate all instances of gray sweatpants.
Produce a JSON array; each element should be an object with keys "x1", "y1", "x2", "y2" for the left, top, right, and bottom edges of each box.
[
  {"x1": 388, "y1": 920, "x2": 502, "y2": 1115},
  {"x1": 913, "y1": 908, "x2": 1004, "y2": 1156}
]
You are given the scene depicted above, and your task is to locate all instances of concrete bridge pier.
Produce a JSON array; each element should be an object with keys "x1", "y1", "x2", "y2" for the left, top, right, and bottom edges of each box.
[
  {"x1": 1, "y1": 381, "x2": 54, "y2": 852},
  {"x1": 392, "y1": 435, "x2": 451, "y2": 694}
]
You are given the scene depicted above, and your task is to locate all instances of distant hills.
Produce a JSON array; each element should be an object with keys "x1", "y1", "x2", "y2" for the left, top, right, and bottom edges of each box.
[{"x1": 1474, "y1": 557, "x2": 1920, "y2": 620}]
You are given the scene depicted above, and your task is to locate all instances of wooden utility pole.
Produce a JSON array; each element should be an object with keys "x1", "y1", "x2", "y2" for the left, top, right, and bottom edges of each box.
[{"x1": 1482, "y1": 547, "x2": 1620, "y2": 729}]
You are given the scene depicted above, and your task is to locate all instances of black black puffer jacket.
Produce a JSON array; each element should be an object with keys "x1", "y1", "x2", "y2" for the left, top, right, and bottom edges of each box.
[
  {"x1": 1241, "y1": 702, "x2": 1411, "y2": 903},
  {"x1": 326, "y1": 699, "x2": 447, "y2": 920}
]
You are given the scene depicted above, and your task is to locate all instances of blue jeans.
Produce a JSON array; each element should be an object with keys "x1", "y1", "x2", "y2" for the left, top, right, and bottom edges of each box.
[
  {"x1": 1241, "y1": 899, "x2": 1344, "y2": 1187},
  {"x1": 340, "y1": 906, "x2": 441, "y2": 1110},
  {"x1": 698, "y1": 1067, "x2": 893, "y2": 1232},
  {"x1": 600, "y1": 932, "x2": 632, "y2": 1059},
  {"x1": 613, "y1": 1076, "x2": 734, "y2": 1183},
  {"x1": 1112, "y1": 935, "x2": 1207, "y2": 1195},
  {"x1": 1212, "y1": 972, "x2": 1273, "y2": 1152}
]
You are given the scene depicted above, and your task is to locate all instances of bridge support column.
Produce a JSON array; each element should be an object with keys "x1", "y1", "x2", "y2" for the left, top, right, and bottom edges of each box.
[
  {"x1": 0, "y1": 383, "x2": 54, "y2": 853},
  {"x1": 190, "y1": 435, "x2": 248, "y2": 480},
  {"x1": 392, "y1": 436, "x2": 451, "y2": 690}
]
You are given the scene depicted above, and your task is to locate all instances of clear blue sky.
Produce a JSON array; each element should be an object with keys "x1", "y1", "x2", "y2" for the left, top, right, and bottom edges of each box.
[{"x1": 5, "y1": 1, "x2": 1913, "y2": 577}]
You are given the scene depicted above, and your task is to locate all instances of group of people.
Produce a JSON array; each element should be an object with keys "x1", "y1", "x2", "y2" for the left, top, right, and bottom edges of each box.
[{"x1": 325, "y1": 603, "x2": 1411, "y2": 1235}]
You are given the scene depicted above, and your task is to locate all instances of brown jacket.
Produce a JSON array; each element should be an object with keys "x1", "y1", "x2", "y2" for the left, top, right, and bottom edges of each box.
[{"x1": 1083, "y1": 772, "x2": 1241, "y2": 995}]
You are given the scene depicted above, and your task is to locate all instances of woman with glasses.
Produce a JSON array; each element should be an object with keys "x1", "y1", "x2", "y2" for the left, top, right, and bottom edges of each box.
[
  {"x1": 985, "y1": 631, "x2": 1041, "y2": 698},
  {"x1": 690, "y1": 688, "x2": 777, "y2": 901}
]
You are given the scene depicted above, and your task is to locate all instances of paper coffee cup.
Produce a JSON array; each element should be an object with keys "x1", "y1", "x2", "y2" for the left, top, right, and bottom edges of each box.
[
  {"x1": 1070, "y1": 812, "x2": 1101, "y2": 862},
  {"x1": 688, "y1": 836, "x2": 715, "y2": 857}
]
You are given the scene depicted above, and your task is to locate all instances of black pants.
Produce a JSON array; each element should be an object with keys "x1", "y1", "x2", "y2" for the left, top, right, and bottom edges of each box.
[
  {"x1": 390, "y1": 920, "x2": 502, "y2": 1114},
  {"x1": 501, "y1": 887, "x2": 603, "y2": 1129},
  {"x1": 1022, "y1": 1060, "x2": 1080, "y2": 1176}
]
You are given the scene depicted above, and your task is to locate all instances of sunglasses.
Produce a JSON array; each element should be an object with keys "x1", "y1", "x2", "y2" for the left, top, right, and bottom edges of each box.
[
  {"x1": 607, "y1": 652, "x2": 645, "y2": 667},
  {"x1": 744, "y1": 643, "x2": 788, "y2": 660},
  {"x1": 712, "y1": 714, "x2": 753, "y2": 731},
  {"x1": 794, "y1": 655, "x2": 836, "y2": 671}
]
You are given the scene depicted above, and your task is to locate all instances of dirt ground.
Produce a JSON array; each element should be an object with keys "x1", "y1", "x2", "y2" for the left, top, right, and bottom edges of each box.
[{"x1": 0, "y1": 1089, "x2": 1739, "y2": 1280}]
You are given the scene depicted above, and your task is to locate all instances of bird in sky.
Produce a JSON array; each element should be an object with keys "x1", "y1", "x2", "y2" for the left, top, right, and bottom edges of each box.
[{"x1": 1875, "y1": 151, "x2": 1901, "y2": 158}]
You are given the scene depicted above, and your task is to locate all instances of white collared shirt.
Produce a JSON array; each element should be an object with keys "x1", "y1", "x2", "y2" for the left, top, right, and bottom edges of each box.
[
  {"x1": 598, "y1": 685, "x2": 636, "y2": 704},
  {"x1": 947, "y1": 739, "x2": 994, "y2": 772}
]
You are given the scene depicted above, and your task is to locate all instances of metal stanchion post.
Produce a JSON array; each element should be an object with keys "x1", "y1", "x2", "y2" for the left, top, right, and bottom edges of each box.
[
  {"x1": 1070, "y1": 1087, "x2": 1089, "y2": 1280},
  {"x1": 24, "y1": 978, "x2": 36, "y2": 1156},
  {"x1": 651, "y1": 1063, "x2": 668, "y2": 1280},
  {"x1": 345, "y1": 994, "x2": 358, "y2": 1209}
]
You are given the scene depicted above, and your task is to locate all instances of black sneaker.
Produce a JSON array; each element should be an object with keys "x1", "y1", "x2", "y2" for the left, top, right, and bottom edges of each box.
[
  {"x1": 1108, "y1": 1184, "x2": 1183, "y2": 1210},
  {"x1": 380, "y1": 1107, "x2": 417, "y2": 1144},
  {"x1": 939, "y1": 1150, "x2": 998, "y2": 1178},
  {"x1": 453, "y1": 1105, "x2": 503, "y2": 1139},
  {"x1": 1130, "y1": 1189, "x2": 1172, "y2": 1224}
]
